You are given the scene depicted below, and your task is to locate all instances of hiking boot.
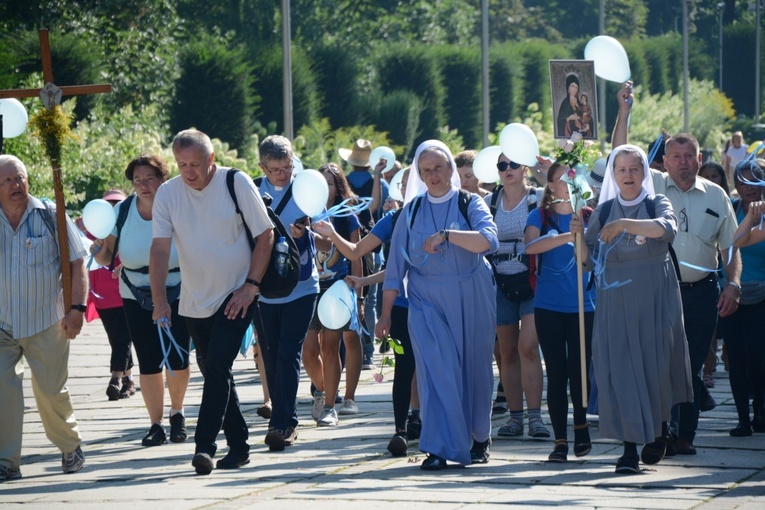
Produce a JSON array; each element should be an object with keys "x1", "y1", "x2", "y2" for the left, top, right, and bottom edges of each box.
[
  {"x1": 283, "y1": 426, "x2": 298, "y2": 447},
  {"x1": 406, "y1": 414, "x2": 422, "y2": 440},
  {"x1": 106, "y1": 377, "x2": 121, "y2": 401},
  {"x1": 119, "y1": 377, "x2": 136, "y2": 399}
]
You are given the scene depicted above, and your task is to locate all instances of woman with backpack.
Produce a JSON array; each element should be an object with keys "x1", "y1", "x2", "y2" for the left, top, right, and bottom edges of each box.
[
  {"x1": 303, "y1": 163, "x2": 364, "y2": 427},
  {"x1": 93, "y1": 154, "x2": 191, "y2": 447},
  {"x1": 524, "y1": 162, "x2": 596, "y2": 464},
  {"x1": 377, "y1": 139, "x2": 498, "y2": 470},
  {"x1": 485, "y1": 153, "x2": 549, "y2": 441}
]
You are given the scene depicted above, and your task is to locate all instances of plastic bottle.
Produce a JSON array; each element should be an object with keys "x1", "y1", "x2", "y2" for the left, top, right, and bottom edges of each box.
[{"x1": 274, "y1": 236, "x2": 290, "y2": 278}]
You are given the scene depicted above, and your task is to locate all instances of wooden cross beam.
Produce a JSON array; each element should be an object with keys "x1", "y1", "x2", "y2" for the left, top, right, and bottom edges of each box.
[{"x1": 0, "y1": 29, "x2": 112, "y2": 311}]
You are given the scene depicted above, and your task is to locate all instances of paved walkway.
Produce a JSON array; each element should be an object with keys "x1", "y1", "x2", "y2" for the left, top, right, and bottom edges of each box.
[{"x1": 1, "y1": 319, "x2": 764, "y2": 509}]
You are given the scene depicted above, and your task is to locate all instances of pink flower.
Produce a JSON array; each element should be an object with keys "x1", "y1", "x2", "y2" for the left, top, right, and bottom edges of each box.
[
  {"x1": 566, "y1": 168, "x2": 576, "y2": 179},
  {"x1": 557, "y1": 139, "x2": 568, "y2": 149},
  {"x1": 564, "y1": 141, "x2": 575, "y2": 153},
  {"x1": 373, "y1": 373, "x2": 384, "y2": 383},
  {"x1": 570, "y1": 132, "x2": 583, "y2": 143}
]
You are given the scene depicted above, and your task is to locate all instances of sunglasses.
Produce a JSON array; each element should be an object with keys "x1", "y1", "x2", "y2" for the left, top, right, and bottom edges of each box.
[{"x1": 497, "y1": 161, "x2": 522, "y2": 172}]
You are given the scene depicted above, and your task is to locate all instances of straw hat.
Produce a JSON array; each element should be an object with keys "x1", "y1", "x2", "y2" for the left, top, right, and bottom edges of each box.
[{"x1": 338, "y1": 139, "x2": 372, "y2": 167}]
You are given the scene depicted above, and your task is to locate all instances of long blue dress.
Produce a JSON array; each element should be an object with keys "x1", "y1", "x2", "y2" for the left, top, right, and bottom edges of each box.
[{"x1": 383, "y1": 188, "x2": 498, "y2": 464}]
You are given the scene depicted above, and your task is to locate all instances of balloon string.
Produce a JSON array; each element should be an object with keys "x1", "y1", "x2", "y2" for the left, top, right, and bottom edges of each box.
[
  {"x1": 679, "y1": 245, "x2": 734, "y2": 275},
  {"x1": 239, "y1": 323, "x2": 254, "y2": 358},
  {"x1": 592, "y1": 231, "x2": 633, "y2": 290},
  {"x1": 735, "y1": 145, "x2": 765, "y2": 187},
  {"x1": 155, "y1": 318, "x2": 188, "y2": 376},
  {"x1": 312, "y1": 197, "x2": 373, "y2": 223},
  {"x1": 338, "y1": 286, "x2": 369, "y2": 337}
]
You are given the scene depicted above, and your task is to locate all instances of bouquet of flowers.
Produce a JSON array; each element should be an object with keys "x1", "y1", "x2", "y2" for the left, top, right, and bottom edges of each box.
[{"x1": 553, "y1": 132, "x2": 599, "y2": 211}]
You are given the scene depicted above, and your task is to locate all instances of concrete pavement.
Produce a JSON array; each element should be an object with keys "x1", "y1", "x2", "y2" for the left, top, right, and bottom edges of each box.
[{"x1": 1, "y1": 319, "x2": 764, "y2": 509}]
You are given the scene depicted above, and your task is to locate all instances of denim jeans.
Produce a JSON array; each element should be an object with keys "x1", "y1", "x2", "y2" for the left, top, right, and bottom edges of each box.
[
  {"x1": 185, "y1": 294, "x2": 255, "y2": 457},
  {"x1": 256, "y1": 294, "x2": 317, "y2": 431},
  {"x1": 672, "y1": 275, "x2": 718, "y2": 443}
]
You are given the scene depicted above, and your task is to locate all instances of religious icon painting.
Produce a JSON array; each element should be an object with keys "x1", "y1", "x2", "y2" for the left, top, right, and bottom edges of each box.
[{"x1": 549, "y1": 60, "x2": 598, "y2": 140}]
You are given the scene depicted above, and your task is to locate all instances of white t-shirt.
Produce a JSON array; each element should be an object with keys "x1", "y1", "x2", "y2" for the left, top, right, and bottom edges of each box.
[
  {"x1": 152, "y1": 167, "x2": 273, "y2": 318},
  {"x1": 112, "y1": 197, "x2": 181, "y2": 301},
  {"x1": 726, "y1": 145, "x2": 748, "y2": 171}
]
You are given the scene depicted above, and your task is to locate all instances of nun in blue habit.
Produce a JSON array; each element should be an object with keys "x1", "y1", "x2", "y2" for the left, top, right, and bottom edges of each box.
[{"x1": 376, "y1": 140, "x2": 498, "y2": 470}]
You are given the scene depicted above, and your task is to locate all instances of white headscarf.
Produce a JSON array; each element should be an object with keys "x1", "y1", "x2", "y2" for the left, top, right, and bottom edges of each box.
[
  {"x1": 598, "y1": 144, "x2": 656, "y2": 207},
  {"x1": 404, "y1": 139, "x2": 461, "y2": 204}
]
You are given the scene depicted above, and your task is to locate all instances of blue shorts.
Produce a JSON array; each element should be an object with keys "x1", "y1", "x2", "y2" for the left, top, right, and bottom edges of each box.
[{"x1": 496, "y1": 287, "x2": 534, "y2": 325}]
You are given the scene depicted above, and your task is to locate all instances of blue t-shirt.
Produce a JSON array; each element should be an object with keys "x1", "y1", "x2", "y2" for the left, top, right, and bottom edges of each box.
[
  {"x1": 346, "y1": 171, "x2": 390, "y2": 221},
  {"x1": 317, "y1": 213, "x2": 361, "y2": 288},
  {"x1": 371, "y1": 210, "x2": 408, "y2": 309},
  {"x1": 735, "y1": 202, "x2": 765, "y2": 282},
  {"x1": 526, "y1": 208, "x2": 595, "y2": 313},
  {"x1": 257, "y1": 178, "x2": 320, "y2": 304}
]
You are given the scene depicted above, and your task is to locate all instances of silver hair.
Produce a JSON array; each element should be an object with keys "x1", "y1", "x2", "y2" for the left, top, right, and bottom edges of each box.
[
  {"x1": 0, "y1": 154, "x2": 27, "y2": 175},
  {"x1": 172, "y1": 129, "x2": 214, "y2": 158},
  {"x1": 259, "y1": 135, "x2": 294, "y2": 163}
]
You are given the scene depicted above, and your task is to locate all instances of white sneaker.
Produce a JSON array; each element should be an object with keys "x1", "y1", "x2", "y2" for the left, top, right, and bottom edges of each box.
[
  {"x1": 317, "y1": 407, "x2": 338, "y2": 427},
  {"x1": 338, "y1": 398, "x2": 359, "y2": 416},
  {"x1": 312, "y1": 391, "x2": 326, "y2": 421}
]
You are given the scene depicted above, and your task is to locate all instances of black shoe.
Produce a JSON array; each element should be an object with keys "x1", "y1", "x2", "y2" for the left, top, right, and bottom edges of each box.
[
  {"x1": 640, "y1": 438, "x2": 667, "y2": 465},
  {"x1": 106, "y1": 377, "x2": 121, "y2": 401},
  {"x1": 387, "y1": 433, "x2": 408, "y2": 457},
  {"x1": 615, "y1": 454, "x2": 640, "y2": 474},
  {"x1": 406, "y1": 415, "x2": 422, "y2": 440},
  {"x1": 169, "y1": 414, "x2": 187, "y2": 443},
  {"x1": 264, "y1": 428, "x2": 286, "y2": 452},
  {"x1": 699, "y1": 387, "x2": 716, "y2": 412},
  {"x1": 730, "y1": 423, "x2": 753, "y2": 437},
  {"x1": 753, "y1": 404, "x2": 765, "y2": 433},
  {"x1": 216, "y1": 450, "x2": 250, "y2": 469},
  {"x1": 192, "y1": 453, "x2": 214, "y2": 475},
  {"x1": 141, "y1": 423, "x2": 167, "y2": 447},
  {"x1": 119, "y1": 377, "x2": 136, "y2": 399},
  {"x1": 470, "y1": 438, "x2": 491, "y2": 464},
  {"x1": 420, "y1": 454, "x2": 446, "y2": 471},
  {"x1": 573, "y1": 425, "x2": 591, "y2": 457},
  {"x1": 548, "y1": 441, "x2": 568, "y2": 463}
]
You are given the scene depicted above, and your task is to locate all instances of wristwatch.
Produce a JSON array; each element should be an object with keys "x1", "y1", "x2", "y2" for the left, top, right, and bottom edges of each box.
[
  {"x1": 439, "y1": 229, "x2": 450, "y2": 242},
  {"x1": 71, "y1": 304, "x2": 87, "y2": 313}
]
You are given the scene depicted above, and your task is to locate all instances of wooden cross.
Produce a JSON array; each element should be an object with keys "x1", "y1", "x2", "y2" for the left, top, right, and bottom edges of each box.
[{"x1": 0, "y1": 29, "x2": 112, "y2": 310}]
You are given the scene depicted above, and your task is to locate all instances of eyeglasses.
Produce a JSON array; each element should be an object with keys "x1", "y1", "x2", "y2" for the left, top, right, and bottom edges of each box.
[
  {"x1": 264, "y1": 163, "x2": 293, "y2": 175},
  {"x1": 497, "y1": 161, "x2": 522, "y2": 172},
  {"x1": 679, "y1": 208, "x2": 688, "y2": 232}
]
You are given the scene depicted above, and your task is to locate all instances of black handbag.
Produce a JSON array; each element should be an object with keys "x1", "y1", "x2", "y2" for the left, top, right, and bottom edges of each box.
[
  {"x1": 121, "y1": 269, "x2": 181, "y2": 311},
  {"x1": 494, "y1": 270, "x2": 534, "y2": 303}
]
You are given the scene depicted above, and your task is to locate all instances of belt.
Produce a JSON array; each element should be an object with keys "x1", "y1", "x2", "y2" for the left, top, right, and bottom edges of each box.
[{"x1": 678, "y1": 272, "x2": 716, "y2": 289}]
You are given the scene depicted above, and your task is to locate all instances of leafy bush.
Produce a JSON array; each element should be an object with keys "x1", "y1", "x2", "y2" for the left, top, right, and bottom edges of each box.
[
  {"x1": 312, "y1": 45, "x2": 361, "y2": 129},
  {"x1": 434, "y1": 46, "x2": 482, "y2": 149},
  {"x1": 490, "y1": 45, "x2": 527, "y2": 135},
  {"x1": 171, "y1": 34, "x2": 255, "y2": 151},
  {"x1": 359, "y1": 90, "x2": 423, "y2": 161}
]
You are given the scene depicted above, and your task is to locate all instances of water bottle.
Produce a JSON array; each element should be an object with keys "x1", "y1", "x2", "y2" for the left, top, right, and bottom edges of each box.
[{"x1": 274, "y1": 236, "x2": 290, "y2": 278}]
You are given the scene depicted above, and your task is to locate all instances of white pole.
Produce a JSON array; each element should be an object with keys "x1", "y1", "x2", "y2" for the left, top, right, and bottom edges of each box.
[
  {"x1": 282, "y1": 0, "x2": 293, "y2": 140},
  {"x1": 481, "y1": 0, "x2": 490, "y2": 146}
]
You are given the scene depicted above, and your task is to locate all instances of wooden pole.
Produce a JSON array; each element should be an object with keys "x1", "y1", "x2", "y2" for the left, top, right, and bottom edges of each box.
[
  {"x1": 52, "y1": 166, "x2": 71, "y2": 310},
  {"x1": 576, "y1": 230, "x2": 588, "y2": 409}
]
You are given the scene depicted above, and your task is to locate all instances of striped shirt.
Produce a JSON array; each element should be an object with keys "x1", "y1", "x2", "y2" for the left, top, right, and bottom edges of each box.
[{"x1": 0, "y1": 196, "x2": 87, "y2": 339}]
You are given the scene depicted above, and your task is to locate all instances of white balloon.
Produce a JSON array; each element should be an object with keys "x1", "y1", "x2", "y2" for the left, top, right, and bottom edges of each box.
[
  {"x1": 317, "y1": 280, "x2": 353, "y2": 330},
  {"x1": 499, "y1": 123, "x2": 539, "y2": 167},
  {"x1": 82, "y1": 199, "x2": 117, "y2": 239},
  {"x1": 388, "y1": 169, "x2": 406, "y2": 202},
  {"x1": 473, "y1": 146, "x2": 503, "y2": 184},
  {"x1": 0, "y1": 98, "x2": 28, "y2": 138},
  {"x1": 293, "y1": 169, "x2": 328, "y2": 218},
  {"x1": 369, "y1": 146, "x2": 396, "y2": 173},
  {"x1": 584, "y1": 35, "x2": 631, "y2": 83},
  {"x1": 293, "y1": 156, "x2": 304, "y2": 175}
]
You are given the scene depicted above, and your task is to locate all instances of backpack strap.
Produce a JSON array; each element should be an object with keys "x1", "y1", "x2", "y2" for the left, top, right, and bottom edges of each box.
[
  {"x1": 457, "y1": 189, "x2": 473, "y2": 230},
  {"x1": 598, "y1": 198, "x2": 615, "y2": 227},
  {"x1": 273, "y1": 183, "x2": 293, "y2": 216},
  {"x1": 110, "y1": 194, "x2": 135, "y2": 271},
  {"x1": 227, "y1": 169, "x2": 256, "y2": 251},
  {"x1": 489, "y1": 185, "x2": 503, "y2": 219},
  {"x1": 36, "y1": 200, "x2": 59, "y2": 262}
]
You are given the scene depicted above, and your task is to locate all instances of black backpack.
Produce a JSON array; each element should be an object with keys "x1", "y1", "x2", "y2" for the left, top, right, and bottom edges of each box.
[{"x1": 228, "y1": 169, "x2": 300, "y2": 299}]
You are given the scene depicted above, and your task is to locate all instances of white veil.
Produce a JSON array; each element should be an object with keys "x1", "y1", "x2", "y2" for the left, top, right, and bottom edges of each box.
[
  {"x1": 404, "y1": 139, "x2": 461, "y2": 204},
  {"x1": 598, "y1": 144, "x2": 656, "y2": 206}
]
